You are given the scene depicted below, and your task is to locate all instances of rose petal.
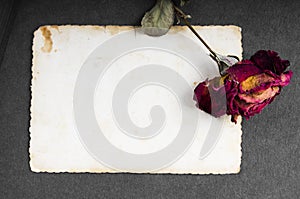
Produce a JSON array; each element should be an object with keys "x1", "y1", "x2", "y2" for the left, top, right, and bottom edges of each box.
[
  {"x1": 226, "y1": 60, "x2": 262, "y2": 82},
  {"x1": 250, "y1": 50, "x2": 290, "y2": 75},
  {"x1": 238, "y1": 86, "x2": 280, "y2": 103},
  {"x1": 279, "y1": 70, "x2": 293, "y2": 86},
  {"x1": 194, "y1": 50, "x2": 293, "y2": 124},
  {"x1": 194, "y1": 77, "x2": 227, "y2": 117},
  {"x1": 208, "y1": 78, "x2": 227, "y2": 116},
  {"x1": 239, "y1": 71, "x2": 292, "y2": 94},
  {"x1": 194, "y1": 79, "x2": 212, "y2": 114},
  {"x1": 234, "y1": 98, "x2": 269, "y2": 118},
  {"x1": 224, "y1": 80, "x2": 240, "y2": 116},
  {"x1": 239, "y1": 73, "x2": 275, "y2": 92}
]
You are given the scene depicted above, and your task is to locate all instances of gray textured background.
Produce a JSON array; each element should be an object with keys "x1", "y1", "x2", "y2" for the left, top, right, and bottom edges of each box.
[{"x1": 0, "y1": 0, "x2": 299, "y2": 198}]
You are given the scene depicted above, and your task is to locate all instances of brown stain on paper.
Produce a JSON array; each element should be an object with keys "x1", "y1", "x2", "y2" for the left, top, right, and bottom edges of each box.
[
  {"x1": 170, "y1": 26, "x2": 187, "y2": 33},
  {"x1": 106, "y1": 25, "x2": 133, "y2": 35},
  {"x1": 50, "y1": 25, "x2": 60, "y2": 32},
  {"x1": 40, "y1": 27, "x2": 53, "y2": 53}
]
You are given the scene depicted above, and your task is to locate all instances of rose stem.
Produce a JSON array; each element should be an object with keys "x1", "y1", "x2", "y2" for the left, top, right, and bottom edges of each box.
[{"x1": 173, "y1": 6, "x2": 218, "y2": 62}]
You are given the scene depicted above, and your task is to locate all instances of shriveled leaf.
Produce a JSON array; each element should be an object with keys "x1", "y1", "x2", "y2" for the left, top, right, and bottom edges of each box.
[
  {"x1": 141, "y1": 0, "x2": 174, "y2": 36},
  {"x1": 180, "y1": 0, "x2": 190, "y2": 7}
]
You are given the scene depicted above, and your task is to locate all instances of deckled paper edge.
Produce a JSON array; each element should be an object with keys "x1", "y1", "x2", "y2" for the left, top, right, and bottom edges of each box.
[
  {"x1": 29, "y1": 28, "x2": 36, "y2": 172},
  {"x1": 29, "y1": 25, "x2": 243, "y2": 175}
]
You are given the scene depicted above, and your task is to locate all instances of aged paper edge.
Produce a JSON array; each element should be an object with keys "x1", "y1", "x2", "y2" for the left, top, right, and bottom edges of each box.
[{"x1": 29, "y1": 25, "x2": 243, "y2": 175}]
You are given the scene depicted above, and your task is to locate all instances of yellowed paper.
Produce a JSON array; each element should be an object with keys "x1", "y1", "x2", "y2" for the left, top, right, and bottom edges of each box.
[{"x1": 30, "y1": 25, "x2": 242, "y2": 174}]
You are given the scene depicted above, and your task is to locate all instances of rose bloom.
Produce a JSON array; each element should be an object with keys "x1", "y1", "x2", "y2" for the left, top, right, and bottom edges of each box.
[{"x1": 194, "y1": 50, "x2": 293, "y2": 123}]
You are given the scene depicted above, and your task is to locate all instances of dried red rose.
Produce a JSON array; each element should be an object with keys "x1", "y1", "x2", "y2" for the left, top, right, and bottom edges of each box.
[{"x1": 194, "y1": 50, "x2": 293, "y2": 123}]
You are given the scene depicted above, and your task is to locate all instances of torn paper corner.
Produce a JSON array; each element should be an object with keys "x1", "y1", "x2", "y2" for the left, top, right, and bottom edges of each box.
[{"x1": 30, "y1": 25, "x2": 243, "y2": 174}]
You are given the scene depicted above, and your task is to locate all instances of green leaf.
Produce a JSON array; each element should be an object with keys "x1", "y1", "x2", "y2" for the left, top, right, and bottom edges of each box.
[{"x1": 141, "y1": 0, "x2": 174, "y2": 36}]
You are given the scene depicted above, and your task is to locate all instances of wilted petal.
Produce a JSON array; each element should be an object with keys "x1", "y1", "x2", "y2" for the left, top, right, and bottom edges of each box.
[
  {"x1": 194, "y1": 50, "x2": 293, "y2": 124},
  {"x1": 194, "y1": 79, "x2": 211, "y2": 114},
  {"x1": 194, "y1": 77, "x2": 227, "y2": 117},
  {"x1": 239, "y1": 73, "x2": 275, "y2": 92},
  {"x1": 250, "y1": 50, "x2": 290, "y2": 75},
  {"x1": 238, "y1": 86, "x2": 280, "y2": 103},
  {"x1": 226, "y1": 60, "x2": 262, "y2": 82},
  {"x1": 279, "y1": 71, "x2": 293, "y2": 86},
  {"x1": 234, "y1": 98, "x2": 270, "y2": 118},
  {"x1": 224, "y1": 80, "x2": 239, "y2": 116}
]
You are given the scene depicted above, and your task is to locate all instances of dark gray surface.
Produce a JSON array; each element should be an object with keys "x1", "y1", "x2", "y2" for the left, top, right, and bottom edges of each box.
[
  {"x1": 0, "y1": 0, "x2": 17, "y2": 66},
  {"x1": 0, "y1": 0, "x2": 299, "y2": 198}
]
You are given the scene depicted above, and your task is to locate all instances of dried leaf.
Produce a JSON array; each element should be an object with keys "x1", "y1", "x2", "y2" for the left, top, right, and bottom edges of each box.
[
  {"x1": 141, "y1": 0, "x2": 174, "y2": 36},
  {"x1": 180, "y1": 0, "x2": 190, "y2": 7}
]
